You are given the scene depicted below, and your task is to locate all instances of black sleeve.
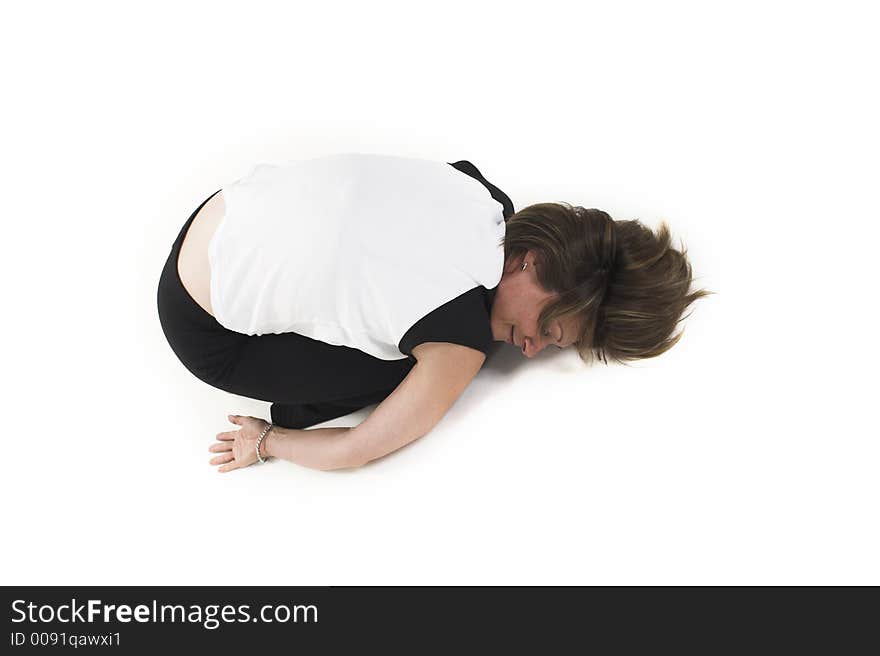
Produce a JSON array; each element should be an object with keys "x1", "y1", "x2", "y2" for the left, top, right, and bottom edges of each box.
[
  {"x1": 447, "y1": 160, "x2": 516, "y2": 220},
  {"x1": 398, "y1": 286, "x2": 496, "y2": 358}
]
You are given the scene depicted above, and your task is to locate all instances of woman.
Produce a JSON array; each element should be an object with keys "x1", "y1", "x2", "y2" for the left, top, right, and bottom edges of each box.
[{"x1": 157, "y1": 153, "x2": 709, "y2": 472}]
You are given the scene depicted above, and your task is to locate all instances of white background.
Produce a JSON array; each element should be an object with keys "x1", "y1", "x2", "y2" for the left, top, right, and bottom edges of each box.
[{"x1": 1, "y1": 0, "x2": 877, "y2": 585}]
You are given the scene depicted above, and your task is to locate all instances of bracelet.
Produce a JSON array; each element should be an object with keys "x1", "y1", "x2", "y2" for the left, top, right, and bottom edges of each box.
[{"x1": 255, "y1": 423, "x2": 273, "y2": 464}]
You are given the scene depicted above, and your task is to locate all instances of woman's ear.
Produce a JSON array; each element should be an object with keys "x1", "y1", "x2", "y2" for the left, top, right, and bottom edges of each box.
[{"x1": 503, "y1": 252, "x2": 524, "y2": 275}]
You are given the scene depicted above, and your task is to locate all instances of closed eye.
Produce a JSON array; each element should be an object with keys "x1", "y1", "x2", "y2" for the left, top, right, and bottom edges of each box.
[{"x1": 545, "y1": 325, "x2": 565, "y2": 349}]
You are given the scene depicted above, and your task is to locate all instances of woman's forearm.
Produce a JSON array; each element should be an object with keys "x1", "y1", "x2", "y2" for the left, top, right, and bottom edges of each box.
[{"x1": 262, "y1": 425, "x2": 360, "y2": 471}]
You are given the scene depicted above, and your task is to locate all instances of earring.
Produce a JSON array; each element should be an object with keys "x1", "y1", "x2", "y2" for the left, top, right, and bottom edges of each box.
[{"x1": 522, "y1": 261, "x2": 529, "y2": 271}]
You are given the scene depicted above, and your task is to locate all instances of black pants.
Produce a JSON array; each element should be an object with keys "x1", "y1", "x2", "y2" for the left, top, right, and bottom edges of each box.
[{"x1": 157, "y1": 190, "x2": 414, "y2": 428}]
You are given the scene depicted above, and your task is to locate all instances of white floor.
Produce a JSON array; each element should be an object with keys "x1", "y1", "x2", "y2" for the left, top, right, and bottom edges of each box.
[{"x1": 3, "y1": 1, "x2": 877, "y2": 585}]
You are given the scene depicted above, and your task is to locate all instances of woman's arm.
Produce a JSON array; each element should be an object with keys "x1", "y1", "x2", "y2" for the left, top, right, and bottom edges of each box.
[
  {"x1": 262, "y1": 425, "x2": 354, "y2": 471},
  {"x1": 210, "y1": 342, "x2": 485, "y2": 472},
  {"x1": 340, "y1": 341, "x2": 486, "y2": 467},
  {"x1": 210, "y1": 416, "x2": 354, "y2": 473}
]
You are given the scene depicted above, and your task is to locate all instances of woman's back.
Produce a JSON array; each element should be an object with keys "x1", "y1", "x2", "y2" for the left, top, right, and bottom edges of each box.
[{"x1": 186, "y1": 153, "x2": 509, "y2": 361}]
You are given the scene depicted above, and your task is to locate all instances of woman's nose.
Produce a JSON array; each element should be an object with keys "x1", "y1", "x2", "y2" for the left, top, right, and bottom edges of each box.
[{"x1": 521, "y1": 336, "x2": 546, "y2": 358}]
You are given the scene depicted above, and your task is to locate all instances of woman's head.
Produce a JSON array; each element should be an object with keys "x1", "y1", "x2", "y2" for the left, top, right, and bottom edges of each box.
[{"x1": 489, "y1": 202, "x2": 713, "y2": 364}]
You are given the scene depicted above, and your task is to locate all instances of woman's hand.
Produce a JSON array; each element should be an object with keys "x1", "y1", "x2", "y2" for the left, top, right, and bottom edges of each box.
[{"x1": 208, "y1": 414, "x2": 269, "y2": 473}]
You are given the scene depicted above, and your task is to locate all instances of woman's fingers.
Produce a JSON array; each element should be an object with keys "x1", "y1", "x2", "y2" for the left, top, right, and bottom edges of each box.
[
  {"x1": 228, "y1": 414, "x2": 243, "y2": 425},
  {"x1": 210, "y1": 453, "x2": 235, "y2": 466},
  {"x1": 209, "y1": 441, "x2": 233, "y2": 452},
  {"x1": 217, "y1": 461, "x2": 238, "y2": 473}
]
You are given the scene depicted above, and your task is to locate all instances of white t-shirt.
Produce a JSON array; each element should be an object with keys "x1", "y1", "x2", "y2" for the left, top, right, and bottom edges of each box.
[{"x1": 208, "y1": 153, "x2": 508, "y2": 360}]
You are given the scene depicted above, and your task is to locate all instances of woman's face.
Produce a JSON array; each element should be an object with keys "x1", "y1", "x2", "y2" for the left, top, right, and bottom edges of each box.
[{"x1": 490, "y1": 250, "x2": 581, "y2": 358}]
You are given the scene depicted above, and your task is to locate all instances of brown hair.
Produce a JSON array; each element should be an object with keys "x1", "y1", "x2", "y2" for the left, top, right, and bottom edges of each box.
[{"x1": 500, "y1": 202, "x2": 713, "y2": 365}]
